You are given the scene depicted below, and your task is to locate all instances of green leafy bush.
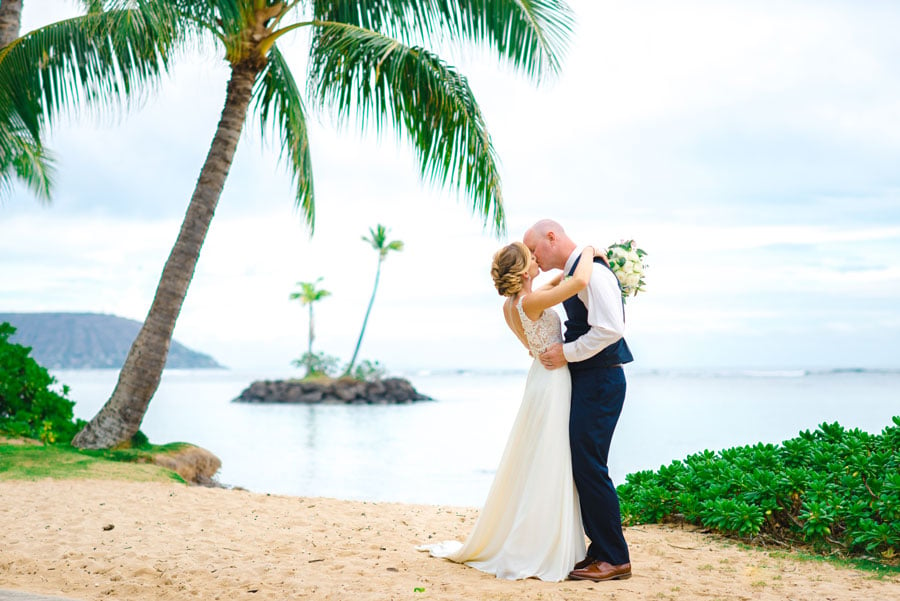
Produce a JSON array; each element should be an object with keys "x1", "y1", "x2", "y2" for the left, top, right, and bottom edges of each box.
[
  {"x1": 348, "y1": 359, "x2": 386, "y2": 382},
  {"x1": 0, "y1": 322, "x2": 85, "y2": 443},
  {"x1": 292, "y1": 351, "x2": 341, "y2": 378},
  {"x1": 618, "y1": 418, "x2": 900, "y2": 563},
  {"x1": 292, "y1": 353, "x2": 387, "y2": 382}
]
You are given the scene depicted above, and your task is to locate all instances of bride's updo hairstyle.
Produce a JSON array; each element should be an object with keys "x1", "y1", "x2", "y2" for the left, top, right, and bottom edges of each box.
[{"x1": 491, "y1": 242, "x2": 530, "y2": 297}]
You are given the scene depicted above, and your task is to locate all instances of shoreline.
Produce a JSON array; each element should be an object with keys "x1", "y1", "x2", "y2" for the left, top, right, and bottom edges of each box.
[{"x1": 2, "y1": 479, "x2": 897, "y2": 601}]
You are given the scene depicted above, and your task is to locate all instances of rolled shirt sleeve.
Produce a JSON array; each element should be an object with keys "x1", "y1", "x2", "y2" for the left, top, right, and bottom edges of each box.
[{"x1": 561, "y1": 252, "x2": 626, "y2": 363}]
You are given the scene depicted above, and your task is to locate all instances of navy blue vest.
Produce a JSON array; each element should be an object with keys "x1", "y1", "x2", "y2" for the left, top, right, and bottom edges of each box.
[{"x1": 562, "y1": 256, "x2": 634, "y2": 371}]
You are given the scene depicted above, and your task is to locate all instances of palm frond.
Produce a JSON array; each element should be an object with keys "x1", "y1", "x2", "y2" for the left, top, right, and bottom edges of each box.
[
  {"x1": 309, "y1": 23, "x2": 505, "y2": 235},
  {"x1": 0, "y1": 1, "x2": 179, "y2": 138},
  {"x1": 312, "y1": 0, "x2": 574, "y2": 80},
  {"x1": 10, "y1": 135, "x2": 56, "y2": 201},
  {"x1": 81, "y1": 0, "x2": 106, "y2": 15},
  {"x1": 251, "y1": 43, "x2": 315, "y2": 231},
  {"x1": 0, "y1": 120, "x2": 55, "y2": 202}
]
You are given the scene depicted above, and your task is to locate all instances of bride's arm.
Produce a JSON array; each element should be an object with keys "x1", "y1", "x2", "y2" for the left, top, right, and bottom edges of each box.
[
  {"x1": 538, "y1": 272, "x2": 565, "y2": 289},
  {"x1": 593, "y1": 246, "x2": 610, "y2": 267},
  {"x1": 522, "y1": 246, "x2": 595, "y2": 318}
]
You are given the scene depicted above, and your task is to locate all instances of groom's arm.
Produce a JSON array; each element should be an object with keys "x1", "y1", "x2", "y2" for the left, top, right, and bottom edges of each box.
[{"x1": 562, "y1": 268, "x2": 625, "y2": 363}]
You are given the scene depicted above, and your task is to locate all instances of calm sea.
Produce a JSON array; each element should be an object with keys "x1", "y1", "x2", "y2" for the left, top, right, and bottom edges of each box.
[{"x1": 53, "y1": 367, "x2": 899, "y2": 507}]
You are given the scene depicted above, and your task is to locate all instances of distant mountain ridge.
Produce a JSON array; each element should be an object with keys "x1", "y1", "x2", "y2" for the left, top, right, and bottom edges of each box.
[{"x1": 0, "y1": 312, "x2": 223, "y2": 370}]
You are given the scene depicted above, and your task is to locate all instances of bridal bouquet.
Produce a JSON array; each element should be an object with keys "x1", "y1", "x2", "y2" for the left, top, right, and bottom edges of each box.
[{"x1": 606, "y1": 240, "x2": 647, "y2": 300}]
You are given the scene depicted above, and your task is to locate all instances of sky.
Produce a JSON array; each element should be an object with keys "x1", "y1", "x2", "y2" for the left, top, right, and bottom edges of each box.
[{"x1": 2, "y1": 0, "x2": 900, "y2": 373}]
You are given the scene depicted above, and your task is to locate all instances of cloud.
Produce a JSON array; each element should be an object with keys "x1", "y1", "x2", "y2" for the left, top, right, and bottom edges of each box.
[{"x1": 5, "y1": 0, "x2": 900, "y2": 371}]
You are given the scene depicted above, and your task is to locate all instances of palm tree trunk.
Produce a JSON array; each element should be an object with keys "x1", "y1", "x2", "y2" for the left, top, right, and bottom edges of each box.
[
  {"x1": 308, "y1": 303, "x2": 314, "y2": 357},
  {"x1": 0, "y1": 0, "x2": 23, "y2": 47},
  {"x1": 345, "y1": 258, "x2": 382, "y2": 375},
  {"x1": 72, "y1": 61, "x2": 261, "y2": 449}
]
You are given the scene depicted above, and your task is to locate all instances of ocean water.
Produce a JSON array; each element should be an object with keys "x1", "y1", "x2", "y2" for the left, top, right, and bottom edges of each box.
[{"x1": 53, "y1": 367, "x2": 899, "y2": 507}]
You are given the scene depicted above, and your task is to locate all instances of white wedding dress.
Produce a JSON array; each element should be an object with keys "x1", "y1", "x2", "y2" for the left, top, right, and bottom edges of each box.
[{"x1": 419, "y1": 298, "x2": 585, "y2": 581}]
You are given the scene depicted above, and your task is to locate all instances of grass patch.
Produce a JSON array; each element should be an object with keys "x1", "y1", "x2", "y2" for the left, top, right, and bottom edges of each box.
[
  {"x1": 0, "y1": 440, "x2": 187, "y2": 484},
  {"x1": 764, "y1": 547, "x2": 900, "y2": 577}
]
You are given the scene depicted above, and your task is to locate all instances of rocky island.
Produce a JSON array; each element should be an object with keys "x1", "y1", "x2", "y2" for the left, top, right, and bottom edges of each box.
[{"x1": 234, "y1": 377, "x2": 432, "y2": 405}]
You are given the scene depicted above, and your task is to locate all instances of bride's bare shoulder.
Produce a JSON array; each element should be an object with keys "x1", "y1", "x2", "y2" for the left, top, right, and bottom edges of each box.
[{"x1": 519, "y1": 293, "x2": 544, "y2": 322}]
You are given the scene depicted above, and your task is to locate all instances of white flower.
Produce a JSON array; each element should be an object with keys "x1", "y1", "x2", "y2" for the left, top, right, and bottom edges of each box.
[{"x1": 605, "y1": 239, "x2": 648, "y2": 301}]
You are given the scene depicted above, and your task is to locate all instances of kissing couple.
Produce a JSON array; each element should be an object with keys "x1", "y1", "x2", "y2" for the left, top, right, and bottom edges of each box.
[{"x1": 419, "y1": 219, "x2": 634, "y2": 582}]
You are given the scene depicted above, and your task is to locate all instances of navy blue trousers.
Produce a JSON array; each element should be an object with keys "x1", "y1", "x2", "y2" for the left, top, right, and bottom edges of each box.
[{"x1": 569, "y1": 365, "x2": 630, "y2": 565}]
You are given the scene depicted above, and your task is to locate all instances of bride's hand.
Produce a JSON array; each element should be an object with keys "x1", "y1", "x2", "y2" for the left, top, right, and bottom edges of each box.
[{"x1": 591, "y1": 245, "x2": 610, "y2": 266}]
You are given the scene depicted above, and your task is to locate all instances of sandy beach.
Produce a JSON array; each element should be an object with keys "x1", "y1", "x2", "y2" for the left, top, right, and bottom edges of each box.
[{"x1": 1, "y1": 479, "x2": 897, "y2": 601}]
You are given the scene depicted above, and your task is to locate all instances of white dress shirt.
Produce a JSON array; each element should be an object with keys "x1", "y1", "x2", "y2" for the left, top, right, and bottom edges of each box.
[{"x1": 561, "y1": 248, "x2": 626, "y2": 363}]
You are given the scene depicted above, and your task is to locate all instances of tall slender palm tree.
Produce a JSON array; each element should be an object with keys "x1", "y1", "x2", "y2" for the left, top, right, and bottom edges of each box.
[
  {"x1": 71, "y1": 0, "x2": 574, "y2": 449},
  {"x1": 344, "y1": 224, "x2": 403, "y2": 376},
  {"x1": 0, "y1": 0, "x2": 177, "y2": 200},
  {"x1": 289, "y1": 277, "x2": 330, "y2": 372}
]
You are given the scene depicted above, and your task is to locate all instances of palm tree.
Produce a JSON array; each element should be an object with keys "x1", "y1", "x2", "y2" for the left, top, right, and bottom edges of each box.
[
  {"x1": 0, "y1": 1, "x2": 176, "y2": 200},
  {"x1": 71, "y1": 0, "x2": 574, "y2": 449},
  {"x1": 289, "y1": 277, "x2": 331, "y2": 372},
  {"x1": 0, "y1": 0, "x2": 23, "y2": 47},
  {"x1": 1, "y1": 0, "x2": 49, "y2": 200},
  {"x1": 344, "y1": 224, "x2": 403, "y2": 376}
]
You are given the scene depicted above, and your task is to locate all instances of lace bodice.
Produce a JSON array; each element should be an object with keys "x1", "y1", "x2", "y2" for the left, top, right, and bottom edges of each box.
[{"x1": 516, "y1": 296, "x2": 563, "y2": 356}]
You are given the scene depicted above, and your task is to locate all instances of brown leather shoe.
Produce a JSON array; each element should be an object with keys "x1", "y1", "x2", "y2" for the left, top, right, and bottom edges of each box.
[
  {"x1": 568, "y1": 561, "x2": 632, "y2": 582},
  {"x1": 573, "y1": 556, "x2": 596, "y2": 570}
]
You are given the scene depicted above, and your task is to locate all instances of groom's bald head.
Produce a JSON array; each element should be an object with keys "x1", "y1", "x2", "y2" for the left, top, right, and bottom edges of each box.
[{"x1": 523, "y1": 219, "x2": 576, "y2": 272}]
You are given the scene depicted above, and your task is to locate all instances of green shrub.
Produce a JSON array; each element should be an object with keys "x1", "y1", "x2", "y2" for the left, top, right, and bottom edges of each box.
[
  {"x1": 0, "y1": 322, "x2": 85, "y2": 443},
  {"x1": 618, "y1": 418, "x2": 900, "y2": 563},
  {"x1": 292, "y1": 351, "x2": 341, "y2": 378},
  {"x1": 348, "y1": 359, "x2": 386, "y2": 382}
]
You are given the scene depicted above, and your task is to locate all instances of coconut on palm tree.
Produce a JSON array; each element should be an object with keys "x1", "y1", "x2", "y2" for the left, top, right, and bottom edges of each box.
[
  {"x1": 344, "y1": 224, "x2": 403, "y2": 376},
  {"x1": 65, "y1": 0, "x2": 573, "y2": 449},
  {"x1": 289, "y1": 277, "x2": 331, "y2": 376}
]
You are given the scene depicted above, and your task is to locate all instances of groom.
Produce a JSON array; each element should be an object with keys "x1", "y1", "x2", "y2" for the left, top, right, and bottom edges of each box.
[{"x1": 523, "y1": 219, "x2": 633, "y2": 582}]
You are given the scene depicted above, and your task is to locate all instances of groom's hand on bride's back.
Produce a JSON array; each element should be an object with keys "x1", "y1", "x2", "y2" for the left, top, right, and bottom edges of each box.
[{"x1": 540, "y1": 344, "x2": 567, "y2": 369}]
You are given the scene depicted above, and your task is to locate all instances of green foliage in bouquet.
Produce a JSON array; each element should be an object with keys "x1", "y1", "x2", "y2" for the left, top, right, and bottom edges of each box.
[
  {"x1": 0, "y1": 323, "x2": 85, "y2": 444},
  {"x1": 606, "y1": 240, "x2": 648, "y2": 300},
  {"x1": 618, "y1": 418, "x2": 900, "y2": 563}
]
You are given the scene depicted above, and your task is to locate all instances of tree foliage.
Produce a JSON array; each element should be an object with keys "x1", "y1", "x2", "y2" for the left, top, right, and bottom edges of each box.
[
  {"x1": 0, "y1": 0, "x2": 178, "y2": 200},
  {"x1": 0, "y1": 322, "x2": 84, "y2": 443}
]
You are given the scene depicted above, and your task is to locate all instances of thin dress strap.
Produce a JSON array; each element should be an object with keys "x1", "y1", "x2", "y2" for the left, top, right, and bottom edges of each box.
[{"x1": 515, "y1": 295, "x2": 560, "y2": 356}]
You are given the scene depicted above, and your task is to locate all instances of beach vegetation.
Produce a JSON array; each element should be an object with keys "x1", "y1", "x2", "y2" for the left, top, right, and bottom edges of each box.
[
  {"x1": 0, "y1": 438, "x2": 187, "y2": 484},
  {"x1": 619, "y1": 418, "x2": 900, "y2": 566},
  {"x1": 0, "y1": 322, "x2": 85, "y2": 444},
  {"x1": 56, "y1": 0, "x2": 572, "y2": 449},
  {"x1": 344, "y1": 224, "x2": 404, "y2": 376},
  {"x1": 289, "y1": 354, "x2": 385, "y2": 382},
  {"x1": 292, "y1": 350, "x2": 340, "y2": 379},
  {"x1": 347, "y1": 359, "x2": 387, "y2": 382}
]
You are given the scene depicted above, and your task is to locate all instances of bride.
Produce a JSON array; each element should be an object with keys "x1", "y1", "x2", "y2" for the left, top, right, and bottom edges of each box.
[{"x1": 419, "y1": 242, "x2": 600, "y2": 581}]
